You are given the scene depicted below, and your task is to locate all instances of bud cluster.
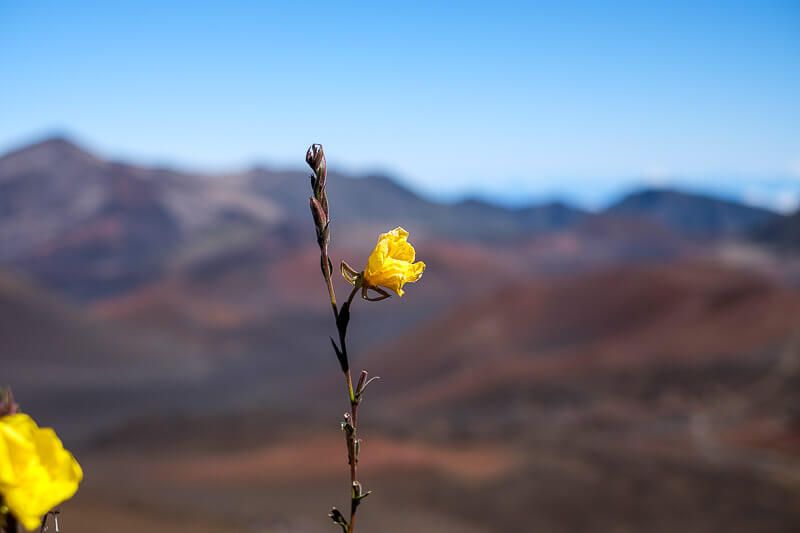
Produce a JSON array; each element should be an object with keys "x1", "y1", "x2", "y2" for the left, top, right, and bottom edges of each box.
[{"x1": 306, "y1": 144, "x2": 330, "y2": 248}]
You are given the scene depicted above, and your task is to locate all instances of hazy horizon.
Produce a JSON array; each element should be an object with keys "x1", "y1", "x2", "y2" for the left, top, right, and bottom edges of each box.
[{"x1": 2, "y1": 130, "x2": 798, "y2": 214}]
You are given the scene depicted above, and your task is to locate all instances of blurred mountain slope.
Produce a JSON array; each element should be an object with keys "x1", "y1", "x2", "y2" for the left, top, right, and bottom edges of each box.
[
  {"x1": 0, "y1": 269, "x2": 213, "y2": 438},
  {"x1": 752, "y1": 208, "x2": 800, "y2": 250},
  {"x1": 0, "y1": 137, "x2": 590, "y2": 300},
  {"x1": 79, "y1": 261, "x2": 800, "y2": 533},
  {"x1": 0, "y1": 137, "x2": 277, "y2": 299},
  {"x1": 3, "y1": 137, "x2": 787, "y2": 305},
  {"x1": 607, "y1": 188, "x2": 779, "y2": 239},
  {"x1": 364, "y1": 262, "x2": 800, "y2": 420},
  {"x1": 2, "y1": 136, "x2": 799, "y2": 532}
]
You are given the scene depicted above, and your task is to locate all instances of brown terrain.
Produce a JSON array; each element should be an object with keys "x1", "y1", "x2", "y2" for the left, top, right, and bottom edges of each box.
[{"x1": 1, "y1": 137, "x2": 799, "y2": 532}]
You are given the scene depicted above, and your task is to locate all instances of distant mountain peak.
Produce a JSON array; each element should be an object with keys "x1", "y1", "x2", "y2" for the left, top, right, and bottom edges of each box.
[
  {"x1": 0, "y1": 135, "x2": 96, "y2": 167},
  {"x1": 606, "y1": 186, "x2": 779, "y2": 239},
  {"x1": 617, "y1": 187, "x2": 747, "y2": 206}
]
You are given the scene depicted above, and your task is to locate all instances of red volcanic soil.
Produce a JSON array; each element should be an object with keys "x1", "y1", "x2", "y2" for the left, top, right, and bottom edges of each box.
[
  {"x1": 363, "y1": 261, "x2": 800, "y2": 412},
  {"x1": 92, "y1": 238, "x2": 517, "y2": 342},
  {"x1": 65, "y1": 260, "x2": 800, "y2": 533},
  {"x1": 153, "y1": 434, "x2": 522, "y2": 485}
]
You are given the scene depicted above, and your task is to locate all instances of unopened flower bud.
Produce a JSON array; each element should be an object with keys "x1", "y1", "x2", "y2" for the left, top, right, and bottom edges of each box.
[
  {"x1": 306, "y1": 143, "x2": 326, "y2": 186},
  {"x1": 309, "y1": 197, "x2": 328, "y2": 229}
]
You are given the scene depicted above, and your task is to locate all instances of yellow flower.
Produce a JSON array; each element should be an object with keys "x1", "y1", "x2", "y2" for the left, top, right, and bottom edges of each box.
[
  {"x1": 0, "y1": 414, "x2": 83, "y2": 531},
  {"x1": 363, "y1": 227, "x2": 426, "y2": 297}
]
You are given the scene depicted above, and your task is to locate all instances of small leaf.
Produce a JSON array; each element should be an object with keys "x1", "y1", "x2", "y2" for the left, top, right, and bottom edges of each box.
[
  {"x1": 351, "y1": 482, "x2": 372, "y2": 511},
  {"x1": 340, "y1": 261, "x2": 360, "y2": 285},
  {"x1": 337, "y1": 301, "x2": 351, "y2": 333},
  {"x1": 330, "y1": 337, "x2": 348, "y2": 372},
  {"x1": 362, "y1": 285, "x2": 391, "y2": 301}
]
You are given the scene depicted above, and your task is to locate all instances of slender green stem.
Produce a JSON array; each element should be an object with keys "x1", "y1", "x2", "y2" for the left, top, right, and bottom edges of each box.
[
  {"x1": 309, "y1": 145, "x2": 369, "y2": 533},
  {"x1": 346, "y1": 371, "x2": 360, "y2": 533},
  {"x1": 328, "y1": 278, "x2": 364, "y2": 533},
  {"x1": 345, "y1": 284, "x2": 359, "y2": 307},
  {"x1": 339, "y1": 285, "x2": 362, "y2": 532},
  {"x1": 321, "y1": 243, "x2": 338, "y2": 318}
]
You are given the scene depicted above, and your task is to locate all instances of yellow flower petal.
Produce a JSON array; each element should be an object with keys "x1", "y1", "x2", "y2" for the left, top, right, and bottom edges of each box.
[
  {"x1": 0, "y1": 414, "x2": 82, "y2": 531},
  {"x1": 363, "y1": 227, "x2": 426, "y2": 297}
]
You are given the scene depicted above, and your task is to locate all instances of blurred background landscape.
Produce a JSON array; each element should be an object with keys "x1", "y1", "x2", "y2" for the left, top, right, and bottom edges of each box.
[{"x1": 1, "y1": 2, "x2": 799, "y2": 532}]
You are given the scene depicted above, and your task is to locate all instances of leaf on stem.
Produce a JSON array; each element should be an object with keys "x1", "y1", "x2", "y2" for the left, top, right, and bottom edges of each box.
[
  {"x1": 329, "y1": 337, "x2": 348, "y2": 372},
  {"x1": 354, "y1": 371, "x2": 380, "y2": 401},
  {"x1": 336, "y1": 301, "x2": 351, "y2": 333},
  {"x1": 361, "y1": 285, "x2": 391, "y2": 302},
  {"x1": 340, "y1": 261, "x2": 361, "y2": 285}
]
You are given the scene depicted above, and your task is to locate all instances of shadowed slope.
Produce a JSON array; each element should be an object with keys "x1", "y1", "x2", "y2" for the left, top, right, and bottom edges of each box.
[{"x1": 0, "y1": 270, "x2": 211, "y2": 438}]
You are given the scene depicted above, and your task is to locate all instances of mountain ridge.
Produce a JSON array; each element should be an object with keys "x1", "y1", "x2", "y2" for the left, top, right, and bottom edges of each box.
[
  {"x1": 0, "y1": 135, "x2": 791, "y2": 301},
  {"x1": 2, "y1": 135, "x2": 785, "y2": 217},
  {"x1": 606, "y1": 187, "x2": 779, "y2": 239}
]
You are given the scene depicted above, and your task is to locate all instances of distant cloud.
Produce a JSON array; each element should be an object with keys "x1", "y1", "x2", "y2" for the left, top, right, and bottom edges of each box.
[
  {"x1": 642, "y1": 166, "x2": 672, "y2": 186},
  {"x1": 776, "y1": 190, "x2": 800, "y2": 213},
  {"x1": 743, "y1": 185, "x2": 800, "y2": 214}
]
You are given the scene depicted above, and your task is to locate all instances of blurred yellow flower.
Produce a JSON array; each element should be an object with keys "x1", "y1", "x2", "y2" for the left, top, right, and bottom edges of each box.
[
  {"x1": 363, "y1": 227, "x2": 426, "y2": 297},
  {"x1": 0, "y1": 414, "x2": 83, "y2": 531}
]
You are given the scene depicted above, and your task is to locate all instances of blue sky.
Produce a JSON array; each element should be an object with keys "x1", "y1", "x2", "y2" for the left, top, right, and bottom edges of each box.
[{"x1": 1, "y1": 1, "x2": 799, "y2": 210}]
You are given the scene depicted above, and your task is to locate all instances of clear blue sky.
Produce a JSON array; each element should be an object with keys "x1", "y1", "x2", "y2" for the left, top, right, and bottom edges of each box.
[{"x1": 1, "y1": 1, "x2": 798, "y2": 210}]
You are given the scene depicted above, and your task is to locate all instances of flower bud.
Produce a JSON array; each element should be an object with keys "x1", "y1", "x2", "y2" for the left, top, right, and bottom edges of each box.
[
  {"x1": 305, "y1": 143, "x2": 326, "y2": 187},
  {"x1": 309, "y1": 197, "x2": 328, "y2": 229}
]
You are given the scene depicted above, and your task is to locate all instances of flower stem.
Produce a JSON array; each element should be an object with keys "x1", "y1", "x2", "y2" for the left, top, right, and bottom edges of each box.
[
  {"x1": 306, "y1": 144, "x2": 378, "y2": 533},
  {"x1": 318, "y1": 240, "x2": 339, "y2": 319},
  {"x1": 308, "y1": 144, "x2": 370, "y2": 532},
  {"x1": 345, "y1": 369, "x2": 359, "y2": 533},
  {"x1": 338, "y1": 286, "x2": 363, "y2": 532},
  {"x1": 4, "y1": 513, "x2": 18, "y2": 533}
]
